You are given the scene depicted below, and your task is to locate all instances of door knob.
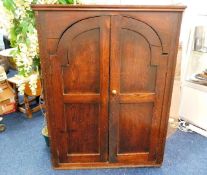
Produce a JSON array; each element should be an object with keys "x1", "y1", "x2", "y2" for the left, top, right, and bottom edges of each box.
[{"x1": 111, "y1": 90, "x2": 117, "y2": 95}]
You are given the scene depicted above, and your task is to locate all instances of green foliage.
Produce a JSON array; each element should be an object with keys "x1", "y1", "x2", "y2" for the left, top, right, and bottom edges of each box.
[
  {"x1": 2, "y1": 0, "x2": 74, "y2": 77},
  {"x1": 58, "y1": 0, "x2": 74, "y2": 4},
  {"x1": 3, "y1": 0, "x2": 15, "y2": 13}
]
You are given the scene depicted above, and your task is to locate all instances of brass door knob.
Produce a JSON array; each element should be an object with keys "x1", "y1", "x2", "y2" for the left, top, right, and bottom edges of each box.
[{"x1": 111, "y1": 90, "x2": 117, "y2": 95}]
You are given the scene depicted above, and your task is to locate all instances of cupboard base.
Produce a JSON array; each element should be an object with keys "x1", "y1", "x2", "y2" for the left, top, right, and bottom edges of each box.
[{"x1": 52, "y1": 161, "x2": 162, "y2": 170}]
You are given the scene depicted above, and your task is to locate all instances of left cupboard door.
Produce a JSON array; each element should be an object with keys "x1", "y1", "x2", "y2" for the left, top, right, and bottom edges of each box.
[{"x1": 49, "y1": 16, "x2": 110, "y2": 165}]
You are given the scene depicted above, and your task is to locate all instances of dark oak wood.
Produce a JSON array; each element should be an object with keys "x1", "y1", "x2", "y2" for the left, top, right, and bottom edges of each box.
[
  {"x1": 51, "y1": 16, "x2": 110, "y2": 163},
  {"x1": 32, "y1": 5, "x2": 185, "y2": 169},
  {"x1": 109, "y1": 15, "x2": 169, "y2": 163},
  {"x1": 32, "y1": 4, "x2": 186, "y2": 11}
]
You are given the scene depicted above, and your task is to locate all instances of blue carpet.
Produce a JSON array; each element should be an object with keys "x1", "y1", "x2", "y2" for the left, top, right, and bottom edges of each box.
[{"x1": 0, "y1": 112, "x2": 207, "y2": 175}]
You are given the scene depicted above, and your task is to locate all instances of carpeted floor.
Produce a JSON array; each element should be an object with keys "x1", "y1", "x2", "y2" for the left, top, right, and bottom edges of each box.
[{"x1": 0, "y1": 112, "x2": 207, "y2": 175}]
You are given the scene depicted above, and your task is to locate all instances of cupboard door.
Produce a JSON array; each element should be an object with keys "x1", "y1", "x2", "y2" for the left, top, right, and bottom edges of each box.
[
  {"x1": 51, "y1": 16, "x2": 110, "y2": 163},
  {"x1": 109, "y1": 16, "x2": 168, "y2": 163}
]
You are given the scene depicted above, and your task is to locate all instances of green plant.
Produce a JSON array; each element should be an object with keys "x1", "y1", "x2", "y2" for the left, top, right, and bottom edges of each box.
[{"x1": 2, "y1": 0, "x2": 75, "y2": 94}]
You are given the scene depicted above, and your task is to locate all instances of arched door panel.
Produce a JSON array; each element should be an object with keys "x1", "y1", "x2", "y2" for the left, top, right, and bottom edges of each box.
[
  {"x1": 109, "y1": 16, "x2": 167, "y2": 163},
  {"x1": 51, "y1": 16, "x2": 110, "y2": 163}
]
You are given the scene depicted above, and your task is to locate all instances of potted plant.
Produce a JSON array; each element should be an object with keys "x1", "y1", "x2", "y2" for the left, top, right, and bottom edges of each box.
[
  {"x1": 2, "y1": 0, "x2": 77, "y2": 95},
  {"x1": 0, "y1": 117, "x2": 6, "y2": 132},
  {"x1": 42, "y1": 118, "x2": 49, "y2": 146},
  {"x1": 2, "y1": 0, "x2": 76, "y2": 145}
]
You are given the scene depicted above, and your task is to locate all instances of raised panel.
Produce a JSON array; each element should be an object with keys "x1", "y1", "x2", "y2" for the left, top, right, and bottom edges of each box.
[
  {"x1": 120, "y1": 29, "x2": 157, "y2": 93},
  {"x1": 65, "y1": 104, "x2": 100, "y2": 154},
  {"x1": 63, "y1": 29, "x2": 100, "y2": 93},
  {"x1": 51, "y1": 16, "x2": 110, "y2": 164},
  {"x1": 118, "y1": 103, "x2": 153, "y2": 153}
]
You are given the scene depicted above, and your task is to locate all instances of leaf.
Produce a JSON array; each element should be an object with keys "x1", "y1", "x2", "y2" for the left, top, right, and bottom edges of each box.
[
  {"x1": 58, "y1": 0, "x2": 74, "y2": 4},
  {"x1": 3, "y1": 0, "x2": 16, "y2": 13},
  {"x1": 67, "y1": 0, "x2": 74, "y2": 4},
  {"x1": 33, "y1": 56, "x2": 40, "y2": 70},
  {"x1": 18, "y1": 69, "x2": 26, "y2": 76},
  {"x1": 26, "y1": 38, "x2": 31, "y2": 46},
  {"x1": 58, "y1": 0, "x2": 67, "y2": 4},
  {"x1": 10, "y1": 27, "x2": 17, "y2": 47},
  {"x1": 28, "y1": 24, "x2": 34, "y2": 33}
]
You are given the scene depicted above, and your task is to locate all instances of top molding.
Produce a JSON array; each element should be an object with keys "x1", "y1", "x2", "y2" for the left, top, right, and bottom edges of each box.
[{"x1": 31, "y1": 4, "x2": 186, "y2": 12}]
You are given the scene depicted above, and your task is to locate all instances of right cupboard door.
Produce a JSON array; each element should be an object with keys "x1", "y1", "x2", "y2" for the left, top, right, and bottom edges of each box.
[{"x1": 109, "y1": 16, "x2": 168, "y2": 164}]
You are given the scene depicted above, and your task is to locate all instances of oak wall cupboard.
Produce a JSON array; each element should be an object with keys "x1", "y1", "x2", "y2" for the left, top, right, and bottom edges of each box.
[{"x1": 32, "y1": 5, "x2": 185, "y2": 169}]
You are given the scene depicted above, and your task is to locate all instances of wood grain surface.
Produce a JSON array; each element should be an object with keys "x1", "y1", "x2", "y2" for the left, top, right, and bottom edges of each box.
[{"x1": 33, "y1": 5, "x2": 185, "y2": 169}]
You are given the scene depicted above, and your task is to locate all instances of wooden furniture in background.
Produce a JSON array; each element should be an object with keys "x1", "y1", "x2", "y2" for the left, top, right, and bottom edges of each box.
[
  {"x1": 32, "y1": 5, "x2": 185, "y2": 169},
  {"x1": 7, "y1": 77, "x2": 41, "y2": 118}
]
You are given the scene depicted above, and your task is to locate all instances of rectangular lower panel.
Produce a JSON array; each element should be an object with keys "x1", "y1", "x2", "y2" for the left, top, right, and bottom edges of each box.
[
  {"x1": 65, "y1": 104, "x2": 100, "y2": 154},
  {"x1": 118, "y1": 103, "x2": 153, "y2": 153}
]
